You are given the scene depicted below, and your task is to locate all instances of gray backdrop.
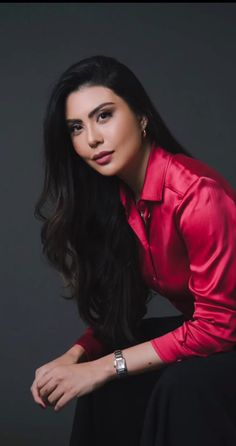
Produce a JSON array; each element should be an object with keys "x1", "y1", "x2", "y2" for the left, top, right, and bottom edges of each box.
[{"x1": 1, "y1": 3, "x2": 236, "y2": 445}]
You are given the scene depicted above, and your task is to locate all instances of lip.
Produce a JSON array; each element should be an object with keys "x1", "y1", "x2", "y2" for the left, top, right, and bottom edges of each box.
[
  {"x1": 92, "y1": 150, "x2": 114, "y2": 160},
  {"x1": 94, "y1": 153, "x2": 114, "y2": 165}
]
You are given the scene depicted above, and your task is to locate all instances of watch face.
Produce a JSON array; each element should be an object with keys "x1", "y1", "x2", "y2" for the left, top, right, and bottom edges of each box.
[
  {"x1": 116, "y1": 358, "x2": 126, "y2": 372},
  {"x1": 114, "y1": 350, "x2": 127, "y2": 376}
]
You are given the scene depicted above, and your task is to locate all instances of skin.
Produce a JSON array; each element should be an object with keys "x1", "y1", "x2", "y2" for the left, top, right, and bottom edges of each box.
[{"x1": 30, "y1": 85, "x2": 164, "y2": 412}]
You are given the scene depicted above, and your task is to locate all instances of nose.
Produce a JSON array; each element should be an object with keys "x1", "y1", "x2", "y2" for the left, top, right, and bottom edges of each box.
[{"x1": 87, "y1": 124, "x2": 103, "y2": 148}]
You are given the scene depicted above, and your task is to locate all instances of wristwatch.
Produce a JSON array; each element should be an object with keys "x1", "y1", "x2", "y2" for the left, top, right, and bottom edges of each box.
[{"x1": 113, "y1": 349, "x2": 128, "y2": 378}]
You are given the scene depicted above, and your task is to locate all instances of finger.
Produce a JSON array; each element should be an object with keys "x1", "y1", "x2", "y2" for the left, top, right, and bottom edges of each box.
[
  {"x1": 30, "y1": 380, "x2": 47, "y2": 408},
  {"x1": 47, "y1": 387, "x2": 65, "y2": 407},
  {"x1": 39, "y1": 380, "x2": 57, "y2": 399},
  {"x1": 35, "y1": 366, "x2": 50, "y2": 380},
  {"x1": 54, "y1": 392, "x2": 72, "y2": 412},
  {"x1": 37, "y1": 374, "x2": 54, "y2": 391}
]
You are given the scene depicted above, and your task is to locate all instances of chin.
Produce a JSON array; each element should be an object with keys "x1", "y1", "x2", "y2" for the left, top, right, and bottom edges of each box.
[
  {"x1": 95, "y1": 163, "x2": 119, "y2": 177},
  {"x1": 97, "y1": 168, "x2": 117, "y2": 177}
]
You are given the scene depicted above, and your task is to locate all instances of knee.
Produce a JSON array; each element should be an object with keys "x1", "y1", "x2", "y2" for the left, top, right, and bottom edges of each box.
[{"x1": 157, "y1": 357, "x2": 214, "y2": 396}]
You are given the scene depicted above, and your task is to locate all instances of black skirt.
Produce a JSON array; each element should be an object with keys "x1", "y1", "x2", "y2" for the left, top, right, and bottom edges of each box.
[{"x1": 69, "y1": 315, "x2": 236, "y2": 446}]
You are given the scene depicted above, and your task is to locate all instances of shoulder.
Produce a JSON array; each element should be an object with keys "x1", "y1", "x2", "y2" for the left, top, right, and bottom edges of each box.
[{"x1": 165, "y1": 150, "x2": 234, "y2": 199}]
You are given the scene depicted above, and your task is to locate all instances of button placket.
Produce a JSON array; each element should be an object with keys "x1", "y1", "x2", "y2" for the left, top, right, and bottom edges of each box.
[
  {"x1": 148, "y1": 243, "x2": 158, "y2": 283},
  {"x1": 137, "y1": 200, "x2": 150, "y2": 226},
  {"x1": 136, "y1": 199, "x2": 158, "y2": 282}
]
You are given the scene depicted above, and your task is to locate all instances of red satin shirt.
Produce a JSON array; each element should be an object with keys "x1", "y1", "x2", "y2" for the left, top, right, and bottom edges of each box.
[{"x1": 73, "y1": 143, "x2": 236, "y2": 363}]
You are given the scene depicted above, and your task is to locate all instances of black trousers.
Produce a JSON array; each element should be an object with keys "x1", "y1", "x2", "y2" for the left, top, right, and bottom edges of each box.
[{"x1": 69, "y1": 316, "x2": 236, "y2": 446}]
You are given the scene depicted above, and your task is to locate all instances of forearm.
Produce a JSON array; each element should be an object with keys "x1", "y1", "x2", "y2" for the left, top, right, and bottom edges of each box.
[
  {"x1": 73, "y1": 326, "x2": 106, "y2": 360},
  {"x1": 95, "y1": 340, "x2": 165, "y2": 382},
  {"x1": 32, "y1": 341, "x2": 165, "y2": 409},
  {"x1": 66, "y1": 344, "x2": 88, "y2": 363}
]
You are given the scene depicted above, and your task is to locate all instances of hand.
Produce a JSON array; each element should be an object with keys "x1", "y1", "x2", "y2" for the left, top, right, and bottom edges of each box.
[
  {"x1": 31, "y1": 345, "x2": 86, "y2": 409},
  {"x1": 36, "y1": 361, "x2": 107, "y2": 411}
]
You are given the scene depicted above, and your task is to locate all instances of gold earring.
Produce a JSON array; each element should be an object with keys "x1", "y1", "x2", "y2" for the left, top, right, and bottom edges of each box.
[{"x1": 142, "y1": 128, "x2": 146, "y2": 138}]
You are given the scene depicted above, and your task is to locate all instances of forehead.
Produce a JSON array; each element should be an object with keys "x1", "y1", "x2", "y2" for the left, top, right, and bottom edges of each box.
[{"x1": 65, "y1": 85, "x2": 123, "y2": 118}]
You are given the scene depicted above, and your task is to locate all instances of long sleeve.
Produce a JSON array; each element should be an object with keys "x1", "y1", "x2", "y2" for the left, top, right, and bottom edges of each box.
[
  {"x1": 73, "y1": 326, "x2": 106, "y2": 360},
  {"x1": 151, "y1": 176, "x2": 236, "y2": 363}
]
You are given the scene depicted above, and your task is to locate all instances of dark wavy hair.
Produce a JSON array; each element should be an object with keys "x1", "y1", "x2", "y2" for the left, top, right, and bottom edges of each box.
[{"x1": 35, "y1": 55, "x2": 194, "y2": 351}]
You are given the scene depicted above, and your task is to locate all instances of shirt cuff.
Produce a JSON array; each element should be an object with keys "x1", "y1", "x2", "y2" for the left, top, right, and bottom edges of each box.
[
  {"x1": 150, "y1": 331, "x2": 187, "y2": 363},
  {"x1": 73, "y1": 329, "x2": 105, "y2": 360}
]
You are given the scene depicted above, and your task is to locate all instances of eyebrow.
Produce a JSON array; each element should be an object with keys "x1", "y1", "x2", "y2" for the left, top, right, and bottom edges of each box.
[{"x1": 66, "y1": 101, "x2": 115, "y2": 124}]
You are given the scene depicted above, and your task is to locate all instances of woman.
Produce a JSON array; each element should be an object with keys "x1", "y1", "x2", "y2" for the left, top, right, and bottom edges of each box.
[{"x1": 31, "y1": 55, "x2": 236, "y2": 446}]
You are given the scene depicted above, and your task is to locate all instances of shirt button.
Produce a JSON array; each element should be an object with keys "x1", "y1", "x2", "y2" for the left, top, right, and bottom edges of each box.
[
  {"x1": 137, "y1": 200, "x2": 145, "y2": 212},
  {"x1": 153, "y1": 276, "x2": 157, "y2": 281}
]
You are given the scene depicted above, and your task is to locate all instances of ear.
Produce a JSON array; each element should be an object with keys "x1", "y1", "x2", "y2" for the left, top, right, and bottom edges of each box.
[{"x1": 139, "y1": 115, "x2": 148, "y2": 130}]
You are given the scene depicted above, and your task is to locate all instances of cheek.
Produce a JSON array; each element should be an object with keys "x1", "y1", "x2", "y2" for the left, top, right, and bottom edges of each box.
[
  {"x1": 109, "y1": 115, "x2": 140, "y2": 143},
  {"x1": 120, "y1": 122, "x2": 141, "y2": 150},
  {"x1": 71, "y1": 139, "x2": 86, "y2": 158}
]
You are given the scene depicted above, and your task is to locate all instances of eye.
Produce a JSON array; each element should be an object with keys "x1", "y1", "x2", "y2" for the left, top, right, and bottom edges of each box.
[
  {"x1": 98, "y1": 110, "x2": 112, "y2": 121},
  {"x1": 68, "y1": 110, "x2": 113, "y2": 136},
  {"x1": 68, "y1": 123, "x2": 82, "y2": 135}
]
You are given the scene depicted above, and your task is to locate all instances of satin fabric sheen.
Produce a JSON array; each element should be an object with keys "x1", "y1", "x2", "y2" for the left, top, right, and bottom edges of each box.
[{"x1": 73, "y1": 144, "x2": 236, "y2": 364}]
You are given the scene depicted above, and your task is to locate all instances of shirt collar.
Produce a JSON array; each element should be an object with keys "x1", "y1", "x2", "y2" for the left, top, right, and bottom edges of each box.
[{"x1": 119, "y1": 143, "x2": 172, "y2": 208}]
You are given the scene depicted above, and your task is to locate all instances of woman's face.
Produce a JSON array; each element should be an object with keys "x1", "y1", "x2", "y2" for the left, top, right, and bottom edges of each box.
[{"x1": 65, "y1": 85, "x2": 149, "y2": 179}]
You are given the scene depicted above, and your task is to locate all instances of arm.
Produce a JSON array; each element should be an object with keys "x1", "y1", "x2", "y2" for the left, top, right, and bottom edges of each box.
[
  {"x1": 35, "y1": 340, "x2": 165, "y2": 411},
  {"x1": 150, "y1": 176, "x2": 236, "y2": 363},
  {"x1": 96, "y1": 339, "x2": 165, "y2": 380},
  {"x1": 72, "y1": 326, "x2": 106, "y2": 360},
  {"x1": 65, "y1": 344, "x2": 87, "y2": 363}
]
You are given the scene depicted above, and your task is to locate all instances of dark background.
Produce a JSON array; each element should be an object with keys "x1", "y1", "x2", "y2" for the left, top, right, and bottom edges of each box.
[{"x1": 1, "y1": 3, "x2": 236, "y2": 445}]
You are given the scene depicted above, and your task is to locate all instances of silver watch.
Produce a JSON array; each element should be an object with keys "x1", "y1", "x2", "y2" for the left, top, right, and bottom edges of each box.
[{"x1": 113, "y1": 349, "x2": 128, "y2": 377}]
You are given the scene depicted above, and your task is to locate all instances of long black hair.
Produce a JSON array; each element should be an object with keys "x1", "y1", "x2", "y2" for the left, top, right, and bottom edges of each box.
[{"x1": 35, "y1": 55, "x2": 194, "y2": 350}]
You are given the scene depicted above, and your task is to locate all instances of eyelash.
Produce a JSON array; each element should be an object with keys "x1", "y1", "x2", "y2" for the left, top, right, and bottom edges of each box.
[{"x1": 68, "y1": 110, "x2": 113, "y2": 135}]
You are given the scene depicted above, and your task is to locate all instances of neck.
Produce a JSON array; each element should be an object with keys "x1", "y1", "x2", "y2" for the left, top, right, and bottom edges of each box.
[{"x1": 118, "y1": 141, "x2": 152, "y2": 200}]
